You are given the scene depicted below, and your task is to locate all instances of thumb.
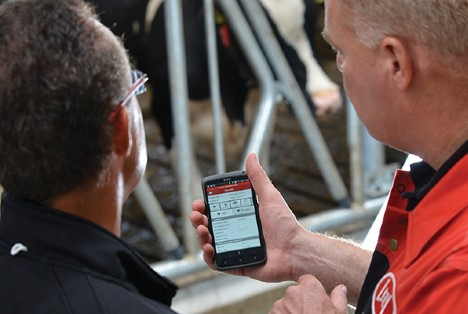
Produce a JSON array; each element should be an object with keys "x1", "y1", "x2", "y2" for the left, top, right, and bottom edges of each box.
[
  {"x1": 245, "y1": 153, "x2": 272, "y2": 196},
  {"x1": 330, "y1": 285, "x2": 348, "y2": 314}
]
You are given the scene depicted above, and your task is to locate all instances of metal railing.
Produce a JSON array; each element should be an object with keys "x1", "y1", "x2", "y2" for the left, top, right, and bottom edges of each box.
[
  {"x1": 133, "y1": 0, "x2": 396, "y2": 265},
  {"x1": 0, "y1": 0, "x2": 397, "y2": 274}
]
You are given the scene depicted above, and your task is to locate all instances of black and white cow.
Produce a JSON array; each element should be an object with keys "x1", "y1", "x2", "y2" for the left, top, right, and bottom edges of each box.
[
  {"x1": 87, "y1": 0, "x2": 342, "y2": 199},
  {"x1": 262, "y1": 0, "x2": 341, "y2": 115},
  {"x1": 90, "y1": 0, "x2": 339, "y2": 149},
  {"x1": 147, "y1": 0, "x2": 304, "y2": 149}
]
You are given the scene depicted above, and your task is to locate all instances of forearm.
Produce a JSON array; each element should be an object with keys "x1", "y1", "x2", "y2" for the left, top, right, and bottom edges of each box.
[{"x1": 290, "y1": 230, "x2": 372, "y2": 306}]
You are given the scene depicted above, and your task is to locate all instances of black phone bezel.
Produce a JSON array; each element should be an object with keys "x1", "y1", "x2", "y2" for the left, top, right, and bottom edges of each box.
[{"x1": 202, "y1": 170, "x2": 266, "y2": 270}]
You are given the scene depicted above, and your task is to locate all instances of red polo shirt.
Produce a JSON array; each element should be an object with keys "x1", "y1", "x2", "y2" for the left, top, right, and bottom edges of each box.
[{"x1": 357, "y1": 142, "x2": 468, "y2": 313}]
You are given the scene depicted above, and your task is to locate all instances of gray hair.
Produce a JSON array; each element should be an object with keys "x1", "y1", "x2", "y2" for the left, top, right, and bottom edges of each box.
[{"x1": 341, "y1": 0, "x2": 468, "y2": 75}]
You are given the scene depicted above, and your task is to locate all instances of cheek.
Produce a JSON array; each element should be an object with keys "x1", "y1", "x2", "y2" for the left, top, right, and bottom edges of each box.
[
  {"x1": 342, "y1": 73, "x2": 370, "y2": 113},
  {"x1": 134, "y1": 107, "x2": 147, "y2": 172},
  {"x1": 340, "y1": 52, "x2": 397, "y2": 142},
  {"x1": 343, "y1": 73, "x2": 381, "y2": 126},
  {"x1": 124, "y1": 105, "x2": 147, "y2": 193}
]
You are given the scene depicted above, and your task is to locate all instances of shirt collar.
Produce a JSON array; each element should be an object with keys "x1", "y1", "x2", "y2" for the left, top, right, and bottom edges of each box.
[
  {"x1": 405, "y1": 142, "x2": 468, "y2": 266},
  {"x1": 402, "y1": 140, "x2": 468, "y2": 210}
]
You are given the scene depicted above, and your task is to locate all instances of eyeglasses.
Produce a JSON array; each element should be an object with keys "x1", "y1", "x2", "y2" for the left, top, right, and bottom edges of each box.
[{"x1": 108, "y1": 69, "x2": 148, "y2": 122}]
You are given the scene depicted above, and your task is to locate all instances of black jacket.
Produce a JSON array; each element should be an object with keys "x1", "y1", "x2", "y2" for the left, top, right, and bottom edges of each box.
[{"x1": 0, "y1": 195, "x2": 177, "y2": 313}]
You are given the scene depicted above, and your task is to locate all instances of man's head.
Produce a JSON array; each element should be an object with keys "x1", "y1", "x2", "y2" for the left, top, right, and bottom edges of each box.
[
  {"x1": 323, "y1": 0, "x2": 468, "y2": 164},
  {"x1": 338, "y1": 0, "x2": 468, "y2": 76},
  {"x1": 0, "y1": 0, "x2": 139, "y2": 203}
]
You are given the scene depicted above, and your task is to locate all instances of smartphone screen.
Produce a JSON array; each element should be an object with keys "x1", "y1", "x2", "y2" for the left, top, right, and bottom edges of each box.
[{"x1": 202, "y1": 171, "x2": 266, "y2": 270}]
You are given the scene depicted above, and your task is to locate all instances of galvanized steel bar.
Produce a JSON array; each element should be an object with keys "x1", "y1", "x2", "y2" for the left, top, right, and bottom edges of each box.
[
  {"x1": 216, "y1": 0, "x2": 277, "y2": 168},
  {"x1": 346, "y1": 96, "x2": 365, "y2": 207},
  {"x1": 362, "y1": 128, "x2": 385, "y2": 173},
  {"x1": 153, "y1": 196, "x2": 386, "y2": 280},
  {"x1": 204, "y1": 0, "x2": 226, "y2": 173},
  {"x1": 239, "y1": 0, "x2": 349, "y2": 206},
  {"x1": 134, "y1": 180, "x2": 183, "y2": 258},
  {"x1": 165, "y1": 0, "x2": 198, "y2": 255}
]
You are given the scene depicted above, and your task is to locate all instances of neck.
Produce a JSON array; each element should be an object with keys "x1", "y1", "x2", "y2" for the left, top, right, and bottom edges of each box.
[
  {"x1": 421, "y1": 125, "x2": 468, "y2": 170},
  {"x1": 403, "y1": 63, "x2": 468, "y2": 169},
  {"x1": 48, "y1": 176, "x2": 124, "y2": 237}
]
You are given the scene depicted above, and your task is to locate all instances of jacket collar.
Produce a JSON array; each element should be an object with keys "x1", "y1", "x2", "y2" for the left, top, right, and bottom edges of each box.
[{"x1": 0, "y1": 196, "x2": 177, "y2": 305}]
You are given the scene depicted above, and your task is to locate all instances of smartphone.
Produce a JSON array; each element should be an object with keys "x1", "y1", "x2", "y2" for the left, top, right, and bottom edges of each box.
[{"x1": 202, "y1": 170, "x2": 267, "y2": 270}]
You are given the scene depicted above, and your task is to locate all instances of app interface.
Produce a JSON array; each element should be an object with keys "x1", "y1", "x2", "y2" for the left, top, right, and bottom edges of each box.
[{"x1": 206, "y1": 179, "x2": 261, "y2": 253}]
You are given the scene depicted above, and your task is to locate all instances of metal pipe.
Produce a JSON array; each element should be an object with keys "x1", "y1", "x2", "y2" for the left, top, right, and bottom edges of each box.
[
  {"x1": 362, "y1": 128, "x2": 385, "y2": 173},
  {"x1": 152, "y1": 196, "x2": 386, "y2": 280},
  {"x1": 301, "y1": 196, "x2": 384, "y2": 232},
  {"x1": 165, "y1": 0, "x2": 198, "y2": 255},
  {"x1": 346, "y1": 97, "x2": 365, "y2": 207},
  {"x1": 133, "y1": 179, "x2": 183, "y2": 259},
  {"x1": 239, "y1": 0, "x2": 349, "y2": 206},
  {"x1": 153, "y1": 252, "x2": 208, "y2": 281},
  {"x1": 216, "y1": 0, "x2": 277, "y2": 169},
  {"x1": 204, "y1": 0, "x2": 226, "y2": 174}
]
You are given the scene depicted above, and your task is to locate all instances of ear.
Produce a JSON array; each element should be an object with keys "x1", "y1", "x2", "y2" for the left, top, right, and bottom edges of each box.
[
  {"x1": 380, "y1": 36, "x2": 414, "y2": 90},
  {"x1": 111, "y1": 107, "x2": 132, "y2": 157}
]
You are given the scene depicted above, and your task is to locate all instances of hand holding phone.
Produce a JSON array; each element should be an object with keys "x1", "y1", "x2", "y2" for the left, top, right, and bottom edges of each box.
[{"x1": 202, "y1": 170, "x2": 267, "y2": 270}]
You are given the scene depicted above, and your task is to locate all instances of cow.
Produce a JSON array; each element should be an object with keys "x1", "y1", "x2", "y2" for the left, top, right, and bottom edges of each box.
[
  {"x1": 144, "y1": 0, "x2": 341, "y2": 146},
  {"x1": 49, "y1": 0, "x2": 341, "y2": 199},
  {"x1": 261, "y1": 0, "x2": 341, "y2": 115},
  {"x1": 91, "y1": 0, "x2": 149, "y2": 67}
]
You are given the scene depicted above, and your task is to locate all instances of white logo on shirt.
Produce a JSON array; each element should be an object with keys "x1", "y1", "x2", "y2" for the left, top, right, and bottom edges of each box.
[{"x1": 372, "y1": 272, "x2": 397, "y2": 314}]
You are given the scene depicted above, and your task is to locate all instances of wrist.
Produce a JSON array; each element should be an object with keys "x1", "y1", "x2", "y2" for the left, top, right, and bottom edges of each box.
[{"x1": 287, "y1": 227, "x2": 316, "y2": 281}]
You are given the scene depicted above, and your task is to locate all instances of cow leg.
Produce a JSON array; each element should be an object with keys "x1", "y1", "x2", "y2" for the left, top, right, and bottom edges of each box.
[{"x1": 260, "y1": 0, "x2": 341, "y2": 116}]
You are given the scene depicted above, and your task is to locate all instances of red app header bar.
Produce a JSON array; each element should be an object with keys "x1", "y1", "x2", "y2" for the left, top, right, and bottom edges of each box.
[{"x1": 207, "y1": 181, "x2": 251, "y2": 196}]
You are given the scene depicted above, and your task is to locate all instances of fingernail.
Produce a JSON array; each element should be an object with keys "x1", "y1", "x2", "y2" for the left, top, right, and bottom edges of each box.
[
  {"x1": 247, "y1": 152, "x2": 258, "y2": 164},
  {"x1": 340, "y1": 285, "x2": 347, "y2": 295}
]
